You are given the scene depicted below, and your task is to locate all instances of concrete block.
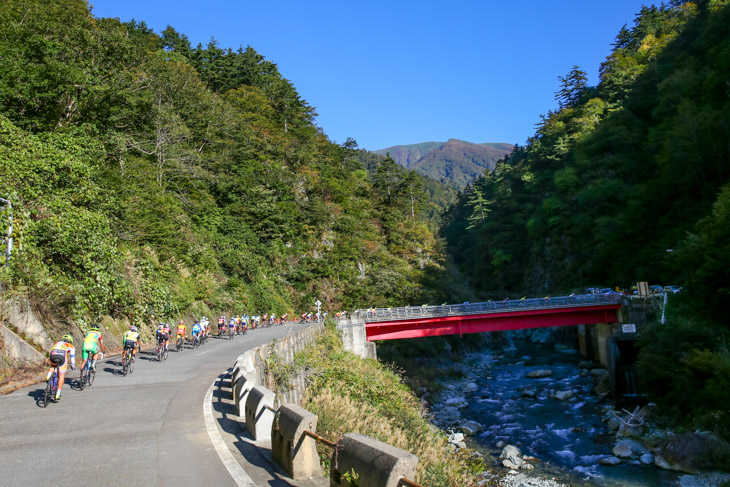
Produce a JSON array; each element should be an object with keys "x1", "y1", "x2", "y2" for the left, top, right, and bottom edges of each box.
[
  {"x1": 330, "y1": 433, "x2": 418, "y2": 487},
  {"x1": 234, "y1": 374, "x2": 255, "y2": 420},
  {"x1": 272, "y1": 404, "x2": 321, "y2": 480},
  {"x1": 245, "y1": 386, "x2": 276, "y2": 441},
  {"x1": 231, "y1": 364, "x2": 242, "y2": 401}
]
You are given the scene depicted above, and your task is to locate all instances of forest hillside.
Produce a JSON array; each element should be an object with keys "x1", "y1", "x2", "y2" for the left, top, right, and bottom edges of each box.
[
  {"x1": 439, "y1": 0, "x2": 730, "y2": 438},
  {"x1": 0, "y1": 0, "x2": 445, "y2": 335}
]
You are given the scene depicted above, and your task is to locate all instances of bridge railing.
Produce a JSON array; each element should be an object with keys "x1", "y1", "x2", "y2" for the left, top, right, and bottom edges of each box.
[{"x1": 350, "y1": 294, "x2": 624, "y2": 323}]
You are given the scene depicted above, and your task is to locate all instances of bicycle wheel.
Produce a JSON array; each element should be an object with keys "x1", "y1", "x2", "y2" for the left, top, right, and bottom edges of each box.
[
  {"x1": 42, "y1": 377, "x2": 53, "y2": 407},
  {"x1": 163, "y1": 346, "x2": 169, "y2": 361},
  {"x1": 88, "y1": 366, "x2": 95, "y2": 386},
  {"x1": 79, "y1": 364, "x2": 87, "y2": 391},
  {"x1": 129, "y1": 355, "x2": 135, "y2": 373}
]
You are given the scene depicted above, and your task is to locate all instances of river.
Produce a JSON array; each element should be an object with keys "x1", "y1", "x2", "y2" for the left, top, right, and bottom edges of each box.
[{"x1": 435, "y1": 339, "x2": 683, "y2": 486}]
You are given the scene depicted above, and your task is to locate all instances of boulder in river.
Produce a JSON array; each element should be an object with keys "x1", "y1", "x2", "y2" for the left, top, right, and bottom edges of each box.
[
  {"x1": 460, "y1": 420, "x2": 484, "y2": 436},
  {"x1": 639, "y1": 453, "x2": 654, "y2": 465},
  {"x1": 444, "y1": 396, "x2": 468, "y2": 408},
  {"x1": 599, "y1": 456, "x2": 622, "y2": 466},
  {"x1": 654, "y1": 432, "x2": 730, "y2": 474},
  {"x1": 526, "y1": 369, "x2": 552, "y2": 378},
  {"x1": 521, "y1": 388, "x2": 537, "y2": 399},
  {"x1": 553, "y1": 389, "x2": 574, "y2": 401},
  {"x1": 463, "y1": 382, "x2": 479, "y2": 393},
  {"x1": 500, "y1": 445, "x2": 526, "y2": 469},
  {"x1": 612, "y1": 444, "x2": 633, "y2": 458}
]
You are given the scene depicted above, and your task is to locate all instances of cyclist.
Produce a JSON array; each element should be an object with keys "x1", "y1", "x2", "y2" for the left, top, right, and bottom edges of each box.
[
  {"x1": 217, "y1": 316, "x2": 225, "y2": 336},
  {"x1": 176, "y1": 320, "x2": 187, "y2": 347},
  {"x1": 81, "y1": 325, "x2": 105, "y2": 373},
  {"x1": 191, "y1": 321, "x2": 202, "y2": 345},
  {"x1": 122, "y1": 325, "x2": 141, "y2": 363},
  {"x1": 200, "y1": 316, "x2": 209, "y2": 337},
  {"x1": 47, "y1": 334, "x2": 75, "y2": 400},
  {"x1": 228, "y1": 317, "x2": 236, "y2": 336},
  {"x1": 156, "y1": 322, "x2": 171, "y2": 352}
]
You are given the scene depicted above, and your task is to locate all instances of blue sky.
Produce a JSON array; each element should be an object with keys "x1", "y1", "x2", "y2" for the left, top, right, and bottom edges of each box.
[{"x1": 90, "y1": 0, "x2": 651, "y2": 151}]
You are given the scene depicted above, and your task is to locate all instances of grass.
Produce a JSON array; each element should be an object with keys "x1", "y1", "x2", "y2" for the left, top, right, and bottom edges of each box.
[{"x1": 268, "y1": 322, "x2": 490, "y2": 486}]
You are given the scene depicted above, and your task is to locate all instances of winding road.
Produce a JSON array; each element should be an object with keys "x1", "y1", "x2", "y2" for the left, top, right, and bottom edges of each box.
[{"x1": 0, "y1": 323, "x2": 303, "y2": 487}]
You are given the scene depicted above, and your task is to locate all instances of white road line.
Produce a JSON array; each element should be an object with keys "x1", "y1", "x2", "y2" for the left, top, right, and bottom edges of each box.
[
  {"x1": 196, "y1": 349, "x2": 214, "y2": 356},
  {"x1": 204, "y1": 376, "x2": 258, "y2": 487}
]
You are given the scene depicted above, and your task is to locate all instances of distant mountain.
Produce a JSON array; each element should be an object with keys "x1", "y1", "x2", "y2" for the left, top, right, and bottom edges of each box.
[{"x1": 374, "y1": 139, "x2": 513, "y2": 187}]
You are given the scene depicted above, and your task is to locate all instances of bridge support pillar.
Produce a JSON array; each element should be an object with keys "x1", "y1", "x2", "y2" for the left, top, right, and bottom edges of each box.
[{"x1": 337, "y1": 319, "x2": 376, "y2": 359}]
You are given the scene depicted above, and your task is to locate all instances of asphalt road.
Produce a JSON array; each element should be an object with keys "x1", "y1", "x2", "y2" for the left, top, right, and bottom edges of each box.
[{"x1": 0, "y1": 323, "x2": 304, "y2": 487}]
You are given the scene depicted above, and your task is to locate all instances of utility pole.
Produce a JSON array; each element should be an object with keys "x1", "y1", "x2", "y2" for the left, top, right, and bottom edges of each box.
[{"x1": 0, "y1": 197, "x2": 12, "y2": 294}]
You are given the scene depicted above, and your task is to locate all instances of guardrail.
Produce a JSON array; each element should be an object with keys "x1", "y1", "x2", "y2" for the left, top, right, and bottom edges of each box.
[
  {"x1": 229, "y1": 354, "x2": 424, "y2": 486},
  {"x1": 350, "y1": 293, "x2": 624, "y2": 323}
]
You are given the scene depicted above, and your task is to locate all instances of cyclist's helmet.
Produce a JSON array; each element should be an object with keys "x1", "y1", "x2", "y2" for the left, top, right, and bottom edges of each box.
[
  {"x1": 130, "y1": 325, "x2": 138, "y2": 332},
  {"x1": 62, "y1": 333, "x2": 74, "y2": 344},
  {"x1": 90, "y1": 324, "x2": 100, "y2": 331},
  {"x1": 179, "y1": 320, "x2": 184, "y2": 325}
]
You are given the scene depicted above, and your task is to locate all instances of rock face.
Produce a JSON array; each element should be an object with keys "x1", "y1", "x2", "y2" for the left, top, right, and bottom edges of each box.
[{"x1": 526, "y1": 369, "x2": 552, "y2": 378}]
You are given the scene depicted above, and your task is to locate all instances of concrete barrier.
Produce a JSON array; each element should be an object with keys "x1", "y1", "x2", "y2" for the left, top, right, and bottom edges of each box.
[
  {"x1": 271, "y1": 404, "x2": 321, "y2": 480},
  {"x1": 245, "y1": 385, "x2": 276, "y2": 441},
  {"x1": 233, "y1": 374, "x2": 255, "y2": 422},
  {"x1": 330, "y1": 433, "x2": 417, "y2": 487}
]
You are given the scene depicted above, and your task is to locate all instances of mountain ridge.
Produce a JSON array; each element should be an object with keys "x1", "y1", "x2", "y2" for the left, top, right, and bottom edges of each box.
[{"x1": 374, "y1": 139, "x2": 513, "y2": 187}]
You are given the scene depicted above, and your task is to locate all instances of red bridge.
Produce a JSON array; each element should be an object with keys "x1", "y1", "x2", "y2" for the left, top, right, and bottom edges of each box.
[{"x1": 353, "y1": 295, "x2": 623, "y2": 341}]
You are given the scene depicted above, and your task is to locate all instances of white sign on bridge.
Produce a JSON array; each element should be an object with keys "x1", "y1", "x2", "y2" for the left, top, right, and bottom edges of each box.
[{"x1": 622, "y1": 324, "x2": 637, "y2": 333}]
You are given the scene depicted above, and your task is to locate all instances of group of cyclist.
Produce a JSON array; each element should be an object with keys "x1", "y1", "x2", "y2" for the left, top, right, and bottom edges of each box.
[
  {"x1": 46, "y1": 310, "x2": 308, "y2": 398},
  {"x1": 46, "y1": 324, "x2": 106, "y2": 401}
]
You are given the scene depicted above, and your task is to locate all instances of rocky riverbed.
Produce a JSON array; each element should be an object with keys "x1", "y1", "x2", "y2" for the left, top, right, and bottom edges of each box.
[{"x1": 421, "y1": 334, "x2": 730, "y2": 486}]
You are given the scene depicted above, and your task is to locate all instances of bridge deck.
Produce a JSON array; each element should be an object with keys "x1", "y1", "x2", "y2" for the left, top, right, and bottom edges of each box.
[{"x1": 347, "y1": 295, "x2": 624, "y2": 341}]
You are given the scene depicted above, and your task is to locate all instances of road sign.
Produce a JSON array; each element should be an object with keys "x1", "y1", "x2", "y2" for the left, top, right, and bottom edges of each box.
[
  {"x1": 622, "y1": 324, "x2": 636, "y2": 333},
  {"x1": 315, "y1": 300, "x2": 321, "y2": 307}
]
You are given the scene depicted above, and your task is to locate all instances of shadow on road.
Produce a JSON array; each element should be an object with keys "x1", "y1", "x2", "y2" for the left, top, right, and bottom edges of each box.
[
  {"x1": 211, "y1": 372, "x2": 297, "y2": 487},
  {"x1": 28, "y1": 387, "x2": 46, "y2": 407}
]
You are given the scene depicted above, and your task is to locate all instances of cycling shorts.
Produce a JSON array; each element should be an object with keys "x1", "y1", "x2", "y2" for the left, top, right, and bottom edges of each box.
[
  {"x1": 124, "y1": 339, "x2": 138, "y2": 350},
  {"x1": 82, "y1": 345, "x2": 99, "y2": 360},
  {"x1": 157, "y1": 333, "x2": 170, "y2": 341},
  {"x1": 49, "y1": 350, "x2": 67, "y2": 371}
]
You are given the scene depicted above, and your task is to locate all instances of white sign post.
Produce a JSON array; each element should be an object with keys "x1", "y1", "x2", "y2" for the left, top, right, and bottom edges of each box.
[{"x1": 315, "y1": 300, "x2": 322, "y2": 322}]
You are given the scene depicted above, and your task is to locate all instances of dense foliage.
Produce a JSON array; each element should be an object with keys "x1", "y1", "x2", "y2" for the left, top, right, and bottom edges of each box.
[
  {"x1": 440, "y1": 0, "x2": 730, "y2": 437},
  {"x1": 0, "y1": 0, "x2": 444, "y2": 332}
]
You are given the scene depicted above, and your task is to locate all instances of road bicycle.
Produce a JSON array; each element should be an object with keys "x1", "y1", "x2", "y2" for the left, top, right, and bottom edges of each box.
[
  {"x1": 79, "y1": 352, "x2": 102, "y2": 390},
  {"x1": 228, "y1": 327, "x2": 234, "y2": 339},
  {"x1": 156, "y1": 340, "x2": 169, "y2": 362},
  {"x1": 121, "y1": 348, "x2": 135, "y2": 376},
  {"x1": 176, "y1": 336, "x2": 185, "y2": 352},
  {"x1": 192, "y1": 334, "x2": 200, "y2": 349},
  {"x1": 42, "y1": 365, "x2": 60, "y2": 407},
  {"x1": 200, "y1": 333, "x2": 207, "y2": 346}
]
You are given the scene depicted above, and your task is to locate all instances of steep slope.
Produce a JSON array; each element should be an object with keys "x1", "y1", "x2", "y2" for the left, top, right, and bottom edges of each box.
[{"x1": 375, "y1": 139, "x2": 513, "y2": 187}]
